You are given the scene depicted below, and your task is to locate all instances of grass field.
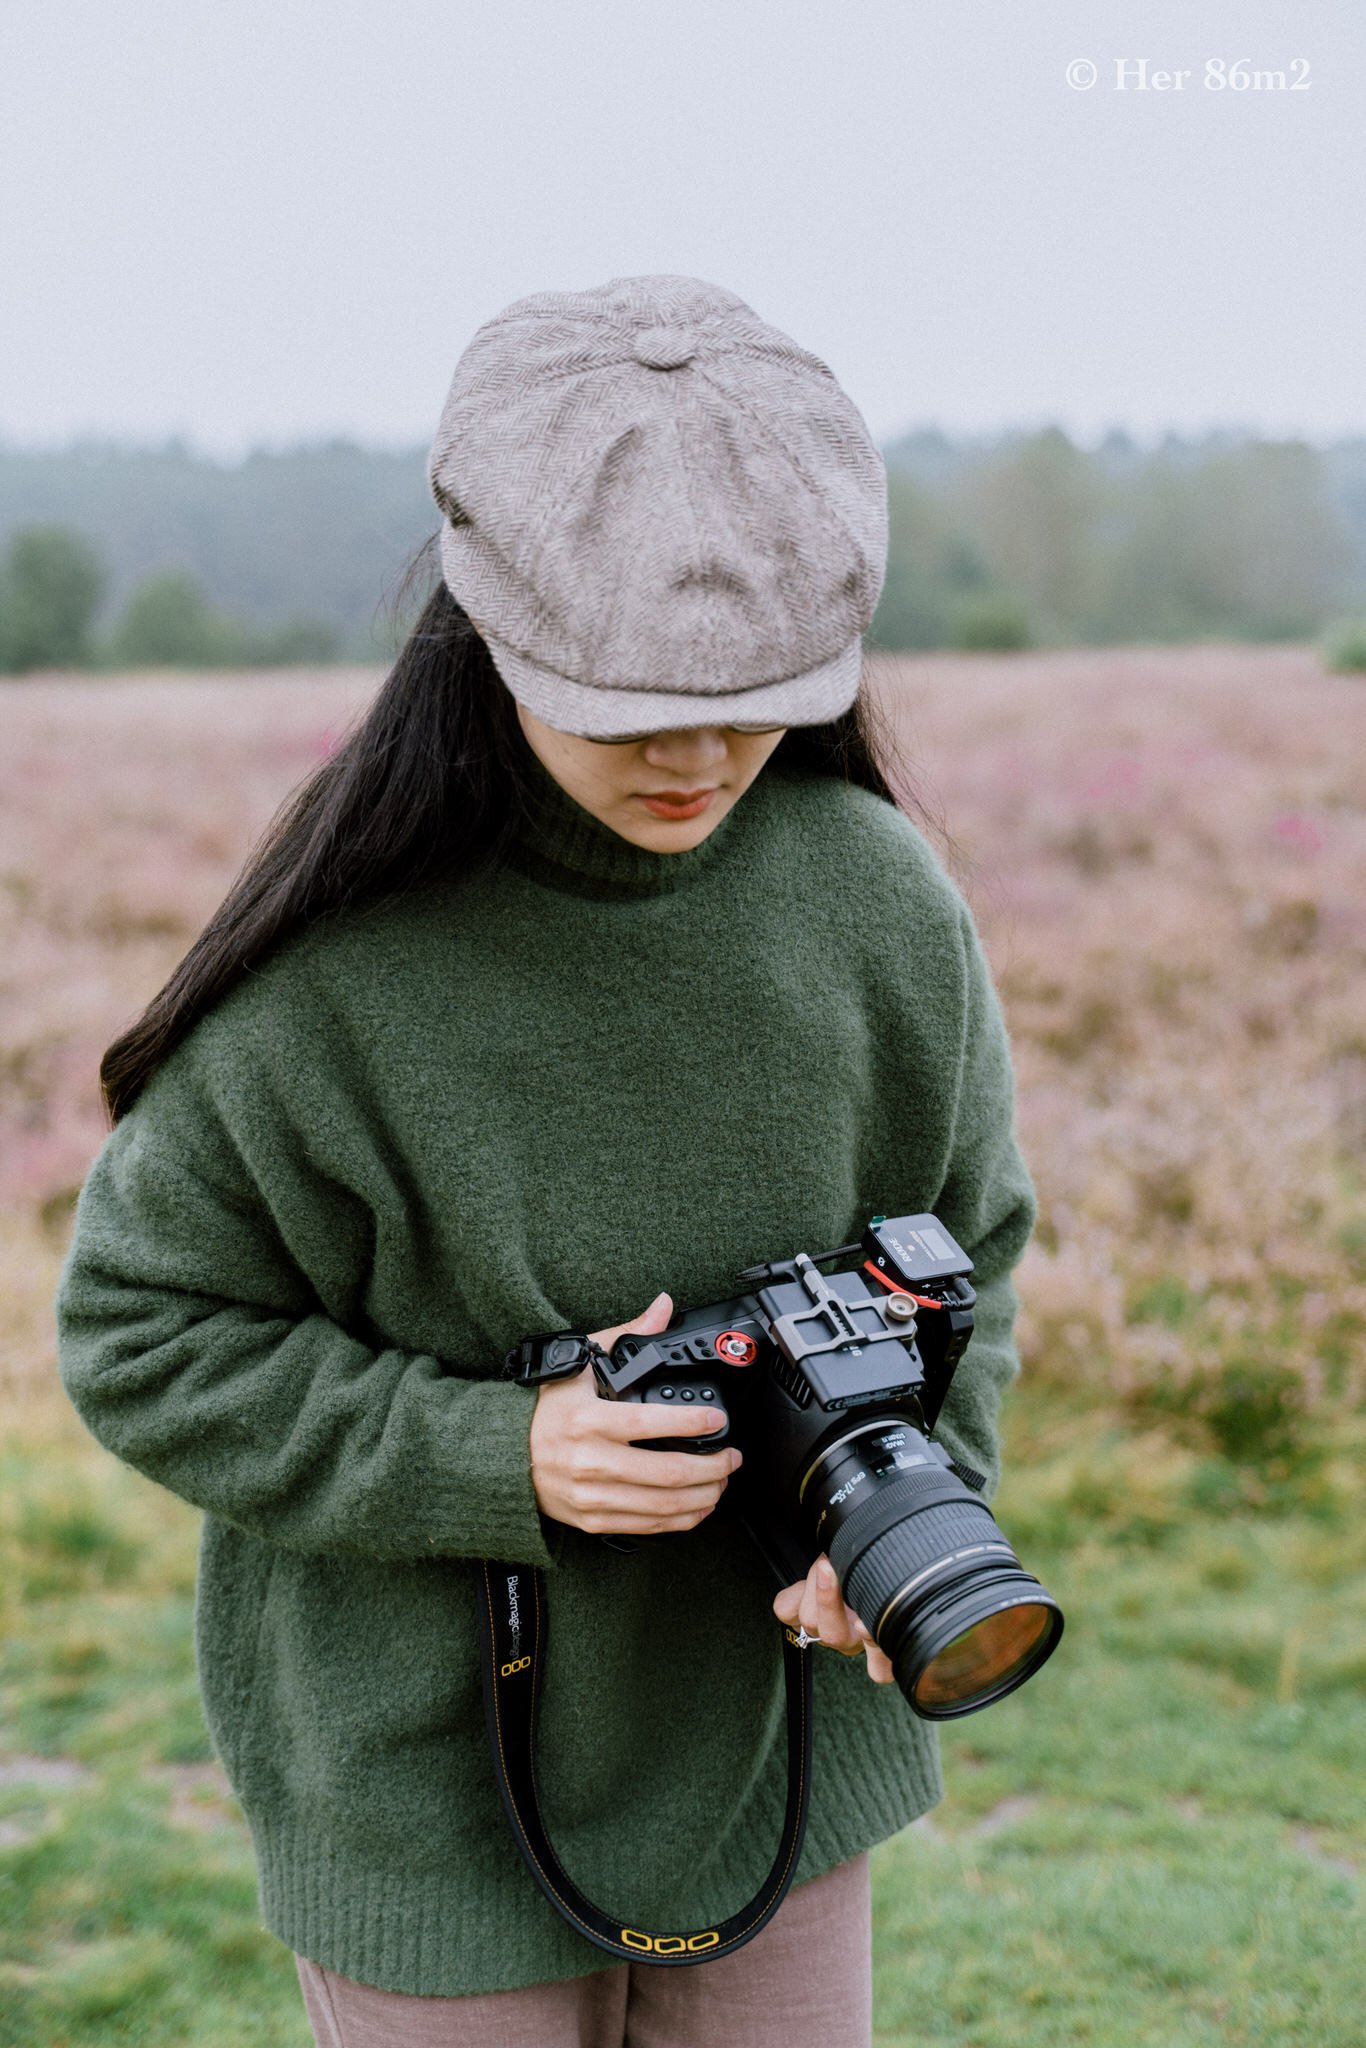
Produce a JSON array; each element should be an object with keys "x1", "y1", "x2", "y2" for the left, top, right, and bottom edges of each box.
[{"x1": 3, "y1": 647, "x2": 1364, "y2": 2044}]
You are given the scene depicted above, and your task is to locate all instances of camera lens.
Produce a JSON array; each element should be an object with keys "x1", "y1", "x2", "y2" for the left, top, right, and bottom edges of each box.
[
  {"x1": 805, "y1": 1430, "x2": 1063, "y2": 1719},
  {"x1": 910, "y1": 1599, "x2": 1059, "y2": 1714}
]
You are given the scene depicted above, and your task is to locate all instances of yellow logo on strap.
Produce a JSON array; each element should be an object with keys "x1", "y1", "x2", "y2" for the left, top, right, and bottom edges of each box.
[
  {"x1": 500, "y1": 1656, "x2": 531, "y2": 1677},
  {"x1": 620, "y1": 1929, "x2": 720, "y2": 1955}
]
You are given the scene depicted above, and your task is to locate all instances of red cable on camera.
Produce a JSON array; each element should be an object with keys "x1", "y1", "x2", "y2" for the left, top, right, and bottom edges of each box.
[{"x1": 861, "y1": 1261, "x2": 944, "y2": 1309}]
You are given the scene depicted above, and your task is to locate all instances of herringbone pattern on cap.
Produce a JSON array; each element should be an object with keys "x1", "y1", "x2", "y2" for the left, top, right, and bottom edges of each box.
[{"x1": 426, "y1": 275, "x2": 887, "y2": 736}]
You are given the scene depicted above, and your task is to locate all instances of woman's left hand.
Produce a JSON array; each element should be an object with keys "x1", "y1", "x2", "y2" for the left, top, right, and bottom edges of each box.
[{"x1": 773, "y1": 1555, "x2": 894, "y2": 1684}]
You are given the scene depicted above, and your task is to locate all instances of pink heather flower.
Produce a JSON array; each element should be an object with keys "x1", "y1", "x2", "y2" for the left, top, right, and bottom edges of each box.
[
  {"x1": 1274, "y1": 814, "x2": 1323, "y2": 855},
  {"x1": 1082, "y1": 755, "x2": 1143, "y2": 803}
]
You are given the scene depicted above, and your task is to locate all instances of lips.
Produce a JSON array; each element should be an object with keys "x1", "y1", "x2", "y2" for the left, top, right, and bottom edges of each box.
[{"x1": 639, "y1": 788, "x2": 717, "y2": 819}]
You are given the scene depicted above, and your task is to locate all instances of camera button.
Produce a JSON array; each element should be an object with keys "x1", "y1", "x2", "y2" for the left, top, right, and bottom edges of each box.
[
  {"x1": 699, "y1": 1387, "x2": 716, "y2": 1401},
  {"x1": 659, "y1": 1386, "x2": 676, "y2": 1400},
  {"x1": 679, "y1": 1389, "x2": 695, "y2": 1402}
]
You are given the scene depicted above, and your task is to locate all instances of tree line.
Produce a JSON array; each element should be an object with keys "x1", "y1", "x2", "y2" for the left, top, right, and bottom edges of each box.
[
  {"x1": 2, "y1": 426, "x2": 1365, "y2": 673},
  {"x1": 875, "y1": 426, "x2": 1366, "y2": 654},
  {"x1": 0, "y1": 526, "x2": 341, "y2": 673}
]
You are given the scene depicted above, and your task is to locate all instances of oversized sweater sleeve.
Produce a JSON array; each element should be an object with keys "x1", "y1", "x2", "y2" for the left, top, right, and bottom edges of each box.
[
  {"x1": 921, "y1": 899, "x2": 1037, "y2": 1502},
  {"x1": 54, "y1": 963, "x2": 556, "y2": 1569}
]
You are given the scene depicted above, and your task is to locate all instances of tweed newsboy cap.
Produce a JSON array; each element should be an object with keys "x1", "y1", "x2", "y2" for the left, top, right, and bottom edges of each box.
[{"x1": 426, "y1": 274, "x2": 888, "y2": 738}]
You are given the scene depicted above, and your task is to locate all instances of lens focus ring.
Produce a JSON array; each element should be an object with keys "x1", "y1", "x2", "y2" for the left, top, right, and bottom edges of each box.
[
  {"x1": 841, "y1": 1500, "x2": 1003, "y2": 1635},
  {"x1": 826, "y1": 1465, "x2": 986, "y2": 1600}
]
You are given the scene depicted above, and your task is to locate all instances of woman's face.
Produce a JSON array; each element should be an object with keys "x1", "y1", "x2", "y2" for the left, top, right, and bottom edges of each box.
[{"x1": 514, "y1": 703, "x2": 788, "y2": 852}]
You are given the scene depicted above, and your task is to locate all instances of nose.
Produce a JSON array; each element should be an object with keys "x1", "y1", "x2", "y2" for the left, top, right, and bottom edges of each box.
[{"x1": 640, "y1": 727, "x2": 730, "y2": 775}]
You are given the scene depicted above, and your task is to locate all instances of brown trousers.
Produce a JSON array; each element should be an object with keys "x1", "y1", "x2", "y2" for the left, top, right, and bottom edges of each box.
[{"x1": 296, "y1": 1852, "x2": 871, "y2": 2048}]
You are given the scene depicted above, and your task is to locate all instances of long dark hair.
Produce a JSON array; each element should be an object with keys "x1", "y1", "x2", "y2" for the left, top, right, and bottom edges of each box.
[{"x1": 100, "y1": 538, "x2": 932, "y2": 1124}]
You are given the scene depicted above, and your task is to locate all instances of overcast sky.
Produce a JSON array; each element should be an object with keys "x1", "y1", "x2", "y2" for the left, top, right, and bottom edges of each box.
[{"x1": 2, "y1": 0, "x2": 1362, "y2": 457}]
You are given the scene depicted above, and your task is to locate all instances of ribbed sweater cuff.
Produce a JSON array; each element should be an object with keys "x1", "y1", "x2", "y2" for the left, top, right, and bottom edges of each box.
[{"x1": 431, "y1": 1378, "x2": 560, "y2": 1569}]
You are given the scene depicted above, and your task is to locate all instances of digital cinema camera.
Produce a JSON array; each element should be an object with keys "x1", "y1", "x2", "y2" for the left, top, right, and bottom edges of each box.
[{"x1": 594, "y1": 1212, "x2": 1063, "y2": 1719}]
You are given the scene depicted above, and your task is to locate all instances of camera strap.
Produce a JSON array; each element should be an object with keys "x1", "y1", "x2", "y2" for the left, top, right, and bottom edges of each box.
[{"x1": 476, "y1": 1559, "x2": 814, "y2": 1967}]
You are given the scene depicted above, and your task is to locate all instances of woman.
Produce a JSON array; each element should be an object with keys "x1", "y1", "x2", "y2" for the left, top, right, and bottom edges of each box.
[{"x1": 55, "y1": 275, "x2": 1036, "y2": 2047}]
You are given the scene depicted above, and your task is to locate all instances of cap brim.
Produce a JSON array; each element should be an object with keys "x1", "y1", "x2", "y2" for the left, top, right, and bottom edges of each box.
[{"x1": 480, "y1": 630, "x2": 864, "y2": 740}]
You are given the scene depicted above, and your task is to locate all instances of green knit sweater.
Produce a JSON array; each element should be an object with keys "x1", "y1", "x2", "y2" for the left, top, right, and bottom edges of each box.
[{"x1": 55, "y1": 746, "x2": 1036, "y2": 1997}]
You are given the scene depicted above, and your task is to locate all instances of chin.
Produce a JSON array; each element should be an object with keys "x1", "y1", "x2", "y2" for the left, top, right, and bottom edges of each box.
[{"x1": 635, "y1": 815, "x2": 721, "y2": 852}]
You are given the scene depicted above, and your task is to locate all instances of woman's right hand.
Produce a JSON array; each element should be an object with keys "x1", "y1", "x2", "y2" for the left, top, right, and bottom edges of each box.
[{"x1": 528, "y1": 1292, "x2": 742, "y2": 1535}]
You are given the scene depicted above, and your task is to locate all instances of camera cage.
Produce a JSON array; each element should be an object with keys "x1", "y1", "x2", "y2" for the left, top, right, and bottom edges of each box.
[{"x1": 600, "y1": 1212, "x2": 978, "y2": 1431}]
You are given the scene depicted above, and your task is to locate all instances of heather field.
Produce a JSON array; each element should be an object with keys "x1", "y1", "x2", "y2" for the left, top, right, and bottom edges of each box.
[{"x1": 2, "y1": 648, "x2": 1364, "y2": 2046}]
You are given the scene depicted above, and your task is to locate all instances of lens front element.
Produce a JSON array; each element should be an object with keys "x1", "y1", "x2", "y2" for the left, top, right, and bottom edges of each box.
[{"x1": 911, "y1": 1599, "x2": 1061, "y2": 1715}]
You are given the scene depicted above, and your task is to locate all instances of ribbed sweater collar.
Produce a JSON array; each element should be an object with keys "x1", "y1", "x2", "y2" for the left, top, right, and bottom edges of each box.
[{"x1": 504, "y1": 744, "x2": 752, "y2": 900}]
